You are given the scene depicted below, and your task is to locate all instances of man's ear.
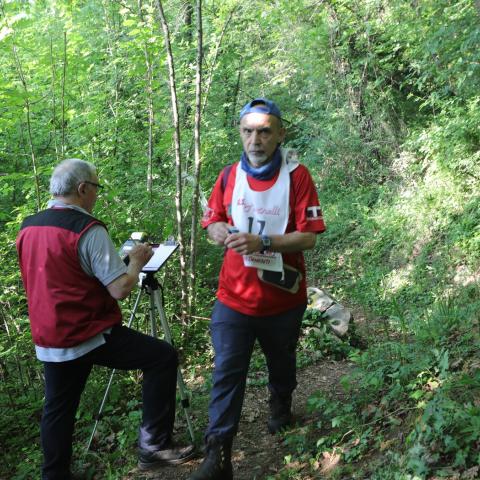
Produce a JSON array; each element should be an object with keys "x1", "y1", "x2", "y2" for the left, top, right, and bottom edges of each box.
[
  {"x1": 279, "y1": 127, "x2": 286, "y2": 144},
  {"x1": 77, "y1": 182, "x2": 86, "y2": 196}
]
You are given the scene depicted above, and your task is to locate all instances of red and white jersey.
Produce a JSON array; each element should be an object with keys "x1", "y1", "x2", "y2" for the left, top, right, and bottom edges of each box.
[
  {"x1": 232, "y1": 156, "x2": 291, "y2": 272},
  {"x1": 202, "y1": 152, "x2": 326, "y2": 316}
]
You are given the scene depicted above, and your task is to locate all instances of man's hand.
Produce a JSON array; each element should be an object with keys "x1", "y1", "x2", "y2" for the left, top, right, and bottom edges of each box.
[
  {"x1": 207, "y1": 223, "x2": 261, "y2": 254},
  {"x1": 207, "y1": 222, "x2": 317, "y2": 255},
  {"x1": 207, "y1": 222, "x2": 231, "y2": 245},
  {"x1": 107, "y1": 243, "x2": 153, "y2": 300},
  {"x1": 224, "y1": 232, "x2": 262, "y2": 255},
  {"x1": 128, "y1": 243, "x2": 154, "y2": 269},
  {"x1": 225, "y1": 231, "x2": 317, "y2": 255}
]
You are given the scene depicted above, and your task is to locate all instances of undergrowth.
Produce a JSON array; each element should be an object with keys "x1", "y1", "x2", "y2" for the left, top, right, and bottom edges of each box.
[{"x1": 272, "y1": 127, "x2": 480, "y2": 478}]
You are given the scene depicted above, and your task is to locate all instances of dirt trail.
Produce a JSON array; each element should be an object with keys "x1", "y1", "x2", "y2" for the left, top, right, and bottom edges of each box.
[{"x1": 127, "y1": 359, "x2": 353, "y2": 480}]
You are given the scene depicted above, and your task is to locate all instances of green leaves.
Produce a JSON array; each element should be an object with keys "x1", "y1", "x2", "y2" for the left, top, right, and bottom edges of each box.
[
  {"x1": 407, "y1": 386, "x2": 480, "y2": 475},
  {"x1": 0, "y1": 0, "x2": 479, "y2": 478}
]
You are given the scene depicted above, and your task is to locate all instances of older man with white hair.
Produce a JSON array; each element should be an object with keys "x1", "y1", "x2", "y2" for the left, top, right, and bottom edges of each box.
[{"x1": 16, "y1": 158, "x2": 194, "y2": 480}]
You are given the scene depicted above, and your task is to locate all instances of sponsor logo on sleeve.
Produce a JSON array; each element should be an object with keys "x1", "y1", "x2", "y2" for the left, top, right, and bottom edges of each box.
[
  {"x1": 202, "y1": 206, "x2": 214, "y2": 222},
  {"x1": 306, "y1": 206, "x2": 323, "y2": 221}
]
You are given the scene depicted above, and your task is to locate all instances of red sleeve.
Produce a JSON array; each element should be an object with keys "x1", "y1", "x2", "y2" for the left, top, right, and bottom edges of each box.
[
  {"x1": 201, "y1": 167, "x2": 229, "y2": 228},
  {"x1": 290, "y1": 165, "x2": 326, "y2": 233}
]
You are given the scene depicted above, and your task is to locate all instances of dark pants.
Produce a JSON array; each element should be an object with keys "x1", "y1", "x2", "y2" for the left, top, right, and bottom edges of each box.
[
  {"x1": 41, "y1": 325, "x2": 178, "y2": 480},
  {"x1": 206, "y1": 300, "x2": 306, "y2": 441}
]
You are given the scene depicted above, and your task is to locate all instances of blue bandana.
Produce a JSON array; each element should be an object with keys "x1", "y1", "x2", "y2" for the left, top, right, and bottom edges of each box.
[{"x1": 241, "y1": 147, "x2": 282, "y2": 180}]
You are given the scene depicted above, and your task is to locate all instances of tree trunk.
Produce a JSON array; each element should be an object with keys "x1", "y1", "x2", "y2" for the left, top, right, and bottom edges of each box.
[
  {"x1": 225, "y1": 60, "x2": 242, "y2": 142},
  {"x1": 61, "y1": 31, "x2": 67, "y2": 158},
  {"x1": 49, "y1": 38, "x2": 59, "y2": 161},
  {"x1": 201, "y1": 5, "x2": 237, "y2": 115},
  {"x1": 183, "y1": 5, "x2": 237, "y2": 167},
  {"x1": 188, "y1": 0, "x2": 203, "y2": 319},
  {"x1": 138, "y1": 0, "x2": 155, "y2": 195},
  {"x1": 102, "y1": 0, "x2": 121, "y2": 162},
  {"x1": 12, "y1": 44, "x2": 41, "y2": 211},
  {"x1": 146, "y1": 57, "x2": 154, "y2": 195},
  {"x1": 154, "y1": 0, "x2": 189, "y2": 322}
]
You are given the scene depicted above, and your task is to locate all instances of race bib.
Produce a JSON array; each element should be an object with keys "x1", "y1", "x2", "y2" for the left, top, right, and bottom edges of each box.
[{"x1": 243, "y1": 251, "x2": 283, "y2": 272}]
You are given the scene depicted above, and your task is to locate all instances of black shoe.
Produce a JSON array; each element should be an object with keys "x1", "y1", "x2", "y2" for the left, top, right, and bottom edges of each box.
[
  {"x1": 138, "y1": 443, "x2": 195, "y2": 470},
  {"x1": 267, "y1": 393, "x2": 293, "y2": 434},
  {"x1": 188, "y1": 437, "x2": 233, "y2": 480}
]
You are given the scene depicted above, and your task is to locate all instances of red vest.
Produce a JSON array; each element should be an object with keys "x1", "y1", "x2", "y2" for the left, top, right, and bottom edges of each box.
[{"x1": 16, "y1": 208, "x2": 122, "y2": 348}]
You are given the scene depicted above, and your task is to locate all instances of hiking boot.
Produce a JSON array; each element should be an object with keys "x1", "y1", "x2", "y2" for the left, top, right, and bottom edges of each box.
[
  {"x1": 138, "y1": 442, "x2": 195, "y2": 470},
  {"x1": 267, "y1": 393, "x2": 293, "y2": 434},
  {"x1": 188, "y1": 437, "x2": 233, "y2": 480},
  {"x1": 71, "y1": 472, "x2": 90, "y2": 480}
]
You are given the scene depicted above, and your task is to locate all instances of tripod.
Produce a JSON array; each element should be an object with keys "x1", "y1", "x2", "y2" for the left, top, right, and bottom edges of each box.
[{"x1": 86, "y1": 270, "x2": 195, "y2": 452}]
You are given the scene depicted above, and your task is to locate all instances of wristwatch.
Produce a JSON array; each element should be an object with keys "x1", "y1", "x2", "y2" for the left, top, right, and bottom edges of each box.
[{"x1": 260, "y1": 235, "x2": 272, "y2": 253}]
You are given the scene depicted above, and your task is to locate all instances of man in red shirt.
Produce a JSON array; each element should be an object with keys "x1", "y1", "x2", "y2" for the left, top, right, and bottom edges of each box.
[{"x1": 189, "y1": 99, "x2": 326, "y2": 480}]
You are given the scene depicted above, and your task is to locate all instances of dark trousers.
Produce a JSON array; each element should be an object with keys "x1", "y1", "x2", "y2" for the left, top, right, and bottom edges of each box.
[
  {"x1": 41, "y1": 325, "x2": 178, "y2": 480},
  {"x1": 206, "y1": 300, "x2": 306, "y2": 441}
]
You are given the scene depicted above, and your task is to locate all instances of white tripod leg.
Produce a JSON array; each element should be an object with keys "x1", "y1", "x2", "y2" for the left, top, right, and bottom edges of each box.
[{"x1": 150, "y1": 288, "x2": 195, "y2": 443}]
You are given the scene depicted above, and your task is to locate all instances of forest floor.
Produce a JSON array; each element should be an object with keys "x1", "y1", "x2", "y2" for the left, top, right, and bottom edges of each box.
[
  {"x1": 119, "y1": 310, "x2": 366, "y2": 480},
  {"x1": 125, "y1": 359, "x2": 354, "y2": 480}
]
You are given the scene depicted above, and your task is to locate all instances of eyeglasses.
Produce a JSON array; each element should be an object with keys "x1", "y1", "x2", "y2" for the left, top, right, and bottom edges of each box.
[{"x1": 83, "y1": 180, "x2": 104, "y2": 190}]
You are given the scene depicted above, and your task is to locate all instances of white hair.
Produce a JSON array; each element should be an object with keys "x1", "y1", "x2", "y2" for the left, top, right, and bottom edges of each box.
[{"x1": 49, "y1": 158, "x2": 97, "y2": 196}]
